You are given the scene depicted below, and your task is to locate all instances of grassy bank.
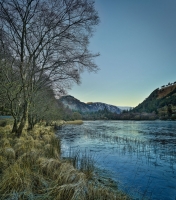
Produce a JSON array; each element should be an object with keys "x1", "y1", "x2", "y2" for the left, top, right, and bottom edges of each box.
[
  {"x1": 64, "y1": 120, "x2": 83, "y2": 125},
  {"x1": 0, "y1": 119, "x2": 129, "y2": 200}
]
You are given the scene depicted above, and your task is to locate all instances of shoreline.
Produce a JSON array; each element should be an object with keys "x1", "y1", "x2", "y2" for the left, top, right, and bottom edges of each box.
[{"x1": 0, "y1": 119, "x2": 129, "y2": 200}]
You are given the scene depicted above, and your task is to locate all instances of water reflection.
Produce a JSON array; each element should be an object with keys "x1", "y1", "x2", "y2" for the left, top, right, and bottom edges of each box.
[{"x1": 57, "y1": 121, "x2": 176, "y2": 200}]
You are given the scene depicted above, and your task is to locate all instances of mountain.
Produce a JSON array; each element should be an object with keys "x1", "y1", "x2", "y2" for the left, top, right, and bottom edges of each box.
[
  {"x1": 59, "y1": 95, "x2": 121, "y2": 114},
  {"x1": 58, "y1": 82, "x2": 176, "y2": 121},
  {"x1": 132, "y1": 82, "x2": 176, "y2": 118}
]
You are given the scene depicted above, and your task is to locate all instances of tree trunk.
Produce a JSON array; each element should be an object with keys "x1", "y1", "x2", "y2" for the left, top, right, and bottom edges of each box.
[
  {"x1": 16, "y1": 102, "x2": 29, "y2": 137},
  {"x1": 28, "y1": 115, "x2": 35, "y2": 130},
  {"x1": 12, "y1": 118, "x2": 18, "y2": 133}
]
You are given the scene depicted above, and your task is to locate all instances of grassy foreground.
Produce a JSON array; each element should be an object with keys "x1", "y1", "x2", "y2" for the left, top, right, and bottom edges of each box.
[{"x1": 0, "y1": 120, "x2": 129, "y2": 200}]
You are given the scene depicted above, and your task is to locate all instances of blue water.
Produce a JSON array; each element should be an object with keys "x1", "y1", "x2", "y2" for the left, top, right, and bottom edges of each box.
[
  {"x1": 0, "y1": 116, "x2": 12, "y2": 119},
  {"x1": 57, "y1": 120, "x2": 176, "y2": 200}
]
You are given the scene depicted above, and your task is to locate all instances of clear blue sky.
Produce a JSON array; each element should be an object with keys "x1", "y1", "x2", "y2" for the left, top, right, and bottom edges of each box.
[{"x1": 69, "y1": 0, "x2": 176, "y2": 107}]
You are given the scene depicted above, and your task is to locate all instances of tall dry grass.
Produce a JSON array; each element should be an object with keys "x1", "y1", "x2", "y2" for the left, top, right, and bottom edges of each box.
[{"x1": 0, "y1": 120, "x2": 129, "y2": 200}]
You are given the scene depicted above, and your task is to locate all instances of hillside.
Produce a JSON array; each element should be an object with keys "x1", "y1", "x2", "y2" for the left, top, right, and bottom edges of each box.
[
  {"x1": 59, "y1": 95, "x2": 121, "y2": 114},
  {"x1": 157, "y1": 83, "x2": 176, "y2": 99},
  {"x1": 132, "y1": 82, "x2": 176, "y2": 119}
]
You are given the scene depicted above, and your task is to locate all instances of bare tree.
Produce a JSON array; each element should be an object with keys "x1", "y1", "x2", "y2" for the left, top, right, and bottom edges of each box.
[
  {"x1": 28, "y1": 86, "x2": 61, "y2": 129},
  {"x1": 0, "y1": 0, "x2": 99, "y2": 136},
  {"x1": 0, "y1": 29, "x2": 24, "y2": 133}
]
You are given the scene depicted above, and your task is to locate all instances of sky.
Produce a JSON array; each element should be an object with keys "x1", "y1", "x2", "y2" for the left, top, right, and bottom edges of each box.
[{"x1": 69, "y1": 0, "x2": 176, "y2": 107}]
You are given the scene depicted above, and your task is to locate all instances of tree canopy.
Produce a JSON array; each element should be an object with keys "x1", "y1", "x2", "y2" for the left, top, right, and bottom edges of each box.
[{"x1": 0, "y1": 0, "x2": 99, "y2": 136}]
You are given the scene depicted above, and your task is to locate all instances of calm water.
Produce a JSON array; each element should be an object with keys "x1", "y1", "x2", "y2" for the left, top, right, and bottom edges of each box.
[{"x1": 56, "y1": 120, "x2": 176, "y2": 200}]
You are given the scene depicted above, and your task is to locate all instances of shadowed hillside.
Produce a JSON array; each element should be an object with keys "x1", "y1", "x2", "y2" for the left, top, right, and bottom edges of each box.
[
  {"x1": 58, "y1": 95, "x2": 122, "y2": 120},
  {"x1": 59, "y1": 95, "x2": 121, "y2": 114}
]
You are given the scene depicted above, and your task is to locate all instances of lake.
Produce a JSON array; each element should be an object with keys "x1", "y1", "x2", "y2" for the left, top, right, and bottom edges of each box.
[{"x1": 56, "y1": 120, "x2": 176, "y2": 200}]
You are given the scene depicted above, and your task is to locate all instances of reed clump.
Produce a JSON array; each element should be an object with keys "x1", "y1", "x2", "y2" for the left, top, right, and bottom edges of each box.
[
  {"x1": 65, "y1": 120, "x2": 83, "y2": 125},
  {"x1": 0, "y1": 120, "x2": 129, "y2": 200}
]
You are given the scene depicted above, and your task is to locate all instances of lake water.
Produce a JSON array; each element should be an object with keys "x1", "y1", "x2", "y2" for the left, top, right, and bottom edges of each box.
[
  {"x1": 56, "y1": 120, "x2": 176, "y2": 200},
  {"x1": 0, "y1": 116, "x2": 12, "y2": 119}
]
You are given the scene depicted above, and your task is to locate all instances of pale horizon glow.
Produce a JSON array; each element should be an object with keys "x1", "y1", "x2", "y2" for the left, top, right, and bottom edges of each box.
[{"x1": 68, "y1": 0, "x2": 176, "y2": 107}]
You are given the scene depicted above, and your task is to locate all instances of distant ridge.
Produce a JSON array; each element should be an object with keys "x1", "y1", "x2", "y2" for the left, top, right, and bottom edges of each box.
[
  {"x1": 118, "y1": 106, "x2": 132, "y2": 111},
  {"x1": 59, "y1": 95, "x2": 121, "y2": 114}
]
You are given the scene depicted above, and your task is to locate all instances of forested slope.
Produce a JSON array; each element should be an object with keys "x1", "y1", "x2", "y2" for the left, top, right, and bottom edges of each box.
[{"x1": 133, "y1": 83, "x2": 176, "y2": 118}]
